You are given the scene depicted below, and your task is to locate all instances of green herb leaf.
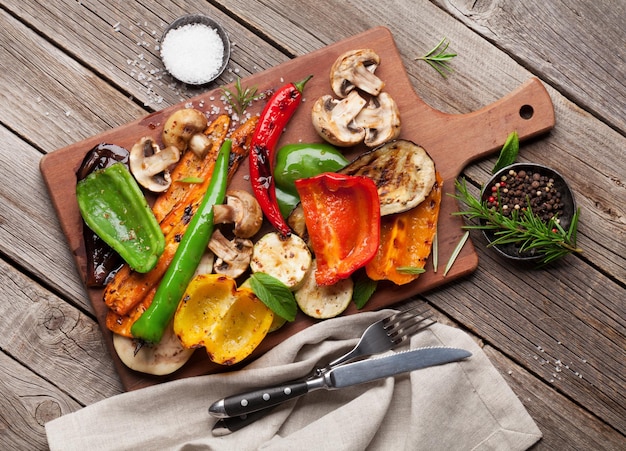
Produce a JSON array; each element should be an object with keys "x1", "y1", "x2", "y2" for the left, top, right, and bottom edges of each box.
[
  {"x1": 248, "y1": 272, "x2": 298, "y2": 321},
  {"x1": 416, "y1": 37, "x2": 457, "y2": 78},
  {"x1": 432, "y1": 230, "x2": 439, "y2": 272},
  {"x1": 221, "y1": 77, "x2": 262, "y2": 116},
  {"x1": 177, "y1": 176, "x2": 204, "y2": 184},
  {"x1": 396, "y1": 266, "x2": 426, "y2": 275},
  {"x1": 492, "y1": 131, "x2": 519, "y2": 173},
  {"x1": 443, "y1": 231, "x2": 470, "y2": 276},
  {"x1": 352, "y1": 272, "x2": 378, "y2": 309}
]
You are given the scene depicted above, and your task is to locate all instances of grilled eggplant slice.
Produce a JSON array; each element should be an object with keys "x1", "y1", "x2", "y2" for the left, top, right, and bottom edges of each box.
[{"x1": 340, "y1": 140, "x2": 436, "y2": 216}]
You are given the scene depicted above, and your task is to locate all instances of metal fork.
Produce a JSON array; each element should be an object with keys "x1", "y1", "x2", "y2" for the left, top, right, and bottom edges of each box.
[
  {"x1": 315, "y1": 304, "x2": 434, "y2": 375},
  {"x1": 212, "y1": 305, "x2": 435, "y2": 436}
]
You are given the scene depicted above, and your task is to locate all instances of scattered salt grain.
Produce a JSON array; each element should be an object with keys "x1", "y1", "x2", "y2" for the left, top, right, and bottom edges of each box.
[{"x1": 161, "y1": 23, "x2": 225, "y2": 84}]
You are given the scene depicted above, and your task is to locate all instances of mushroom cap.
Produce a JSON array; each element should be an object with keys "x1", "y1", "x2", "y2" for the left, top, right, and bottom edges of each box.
[
  {"x1": 330, "y1": 49, "x2": 384, "y2": 98},
  {"x1": 162, "y1": 108, "x2": 208, "y2": 151},
  {"x1": 311, "y1": 91, "x2": 367, "y2": 147},
  {"x1": 208, "y1": 229, "x2": 253, "y2": 279},
  {"x1": 129, "y1": 137, "x2": 181, "y2": 192},
  {"x1": 213, "y1": 190, "x2": 263, "y2": 238},
  {"x1": 354, "y1": 92, "x2": 402, "y2": 148}
]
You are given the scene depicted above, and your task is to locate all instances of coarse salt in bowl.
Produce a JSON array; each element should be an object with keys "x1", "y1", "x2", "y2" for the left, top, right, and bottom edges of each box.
[{"x1": 160, "y1": 14, "x2": 230, "y2": 85}]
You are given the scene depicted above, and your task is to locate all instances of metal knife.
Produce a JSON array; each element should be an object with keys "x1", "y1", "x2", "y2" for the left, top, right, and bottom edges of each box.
[{"x1": 209, "y1": 346, "x2": 471, "y2": 419}]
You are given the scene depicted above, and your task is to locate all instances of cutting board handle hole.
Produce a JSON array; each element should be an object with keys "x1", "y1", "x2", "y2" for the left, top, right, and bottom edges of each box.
[{"x1": 519, "y1": 104, "x2": 534, "y2": 120}]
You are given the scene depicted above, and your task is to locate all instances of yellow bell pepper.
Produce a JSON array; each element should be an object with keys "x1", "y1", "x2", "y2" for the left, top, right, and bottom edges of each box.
[{"x1": 173, "y1": 274, "x2": 273, "y2": 365}]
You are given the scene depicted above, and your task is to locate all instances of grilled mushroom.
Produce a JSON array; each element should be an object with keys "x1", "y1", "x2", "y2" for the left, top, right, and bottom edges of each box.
[
  {"x1": 330, "y1": 49, "x2": 384, "y2": 98},
  {"x1": 354, "y1": 92, "x2": 401, "y2": 148},
  {"x1": 129, "y1": 137, "x2": 180, "y2": 192},
  {"x1": 213, "y1": 190, "x2": 263, "y2": 238},
  {"x1": 311, "y1": 91, "x2": 367, "y2": 147},
  {"x1": 162, "y1": 108, "x2": 208, "y2": 156},
  {"x1": 208, "y1": 229, "x2": 254, "y2": 278}
]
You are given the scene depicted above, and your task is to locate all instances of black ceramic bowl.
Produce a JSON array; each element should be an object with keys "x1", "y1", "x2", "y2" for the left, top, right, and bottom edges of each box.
[
  {"x1": 480, "y1": 163, "x2": 576, "y2": 262},
  {"x1": 160, "y1": 14, "x2": 230, "y2": 85}
]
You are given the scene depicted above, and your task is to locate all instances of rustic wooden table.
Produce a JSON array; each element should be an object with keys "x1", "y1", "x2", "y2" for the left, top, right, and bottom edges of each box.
[{"x1": 1, "y1": 1, "x2": 624, "y2": 449}]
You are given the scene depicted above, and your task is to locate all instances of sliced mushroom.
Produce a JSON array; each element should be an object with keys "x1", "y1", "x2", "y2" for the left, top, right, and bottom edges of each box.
[
  {"x1": 162, "y1": 108, "x2": 208, "y2": 152},
  {"x1": 311, "y1": 91, "x2": 367, "y2": 147},
  {"x1": 213, "y1": 190, "x2": 264, "y2": 238},
  {"x1": 188, "y1": 133, "x2": 213, "y2": 158},
  {"x1": 129, "y1": 137, "x2": 181, "y2": 192},
  {"x1": 208, "y1": 229, "x2": 253, "y2": 278},
  {"x1": 330, "y1": 49, "x2": 384, "y2": 98},
  {"x1": 354, "y1": 92, "x2": 402, "y2": 148}
]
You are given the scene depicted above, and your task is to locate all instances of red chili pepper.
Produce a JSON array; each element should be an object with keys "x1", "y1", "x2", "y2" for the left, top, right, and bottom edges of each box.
[
  {"x1": 295, "y1": 172, "x2": 380, "y2": 285},
  {"x1": 249, "y1": 75, "x2": 313, "y2": 236}
]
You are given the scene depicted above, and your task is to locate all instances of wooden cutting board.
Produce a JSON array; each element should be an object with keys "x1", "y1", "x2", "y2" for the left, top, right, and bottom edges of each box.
[{"x1": 40, "y1": 26, "x2": 555, "y2": 390}]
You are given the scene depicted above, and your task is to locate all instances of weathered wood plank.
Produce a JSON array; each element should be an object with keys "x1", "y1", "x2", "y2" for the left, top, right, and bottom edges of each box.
[
  {"x1": 0, "y1": 352, "x2": 83, "y2": 451},
  {"x1": 484, "y1": 345, "x2": 626, "y2": 450},
  {"x1": 0, "y1": 259, "x2": 123, "y2": 404},
  {"x1": 428, "y1": 227, "x2": 625, "y2": 434},
  {"x1": 0, "y1": 124, "x2": 87, "y2": 310},
  {"x1": 5, "y1": 0, "x2": 290, "y2": 111},
  {"x1": 0, "y1": 9, "x2": 146, "y2": 152},
  {"x1": 431, "y1": 0, "x2": 626, "y2": 136}
]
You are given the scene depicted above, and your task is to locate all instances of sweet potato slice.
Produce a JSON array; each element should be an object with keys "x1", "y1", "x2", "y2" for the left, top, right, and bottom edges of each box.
[{"x1": 366, "y1": 172, "x2": 442, "y2": 285}]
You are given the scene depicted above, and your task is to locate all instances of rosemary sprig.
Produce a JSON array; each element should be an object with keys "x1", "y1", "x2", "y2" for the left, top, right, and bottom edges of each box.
[
  {"x1": 452, "y1": 178, "x2": 582, "y2": 265},
  {"x1": 416, "y1": 37, "x2": 457, "y2": 78},
  {"x1": 221, "y1": 77, "x2": 262, "y2": 116}
]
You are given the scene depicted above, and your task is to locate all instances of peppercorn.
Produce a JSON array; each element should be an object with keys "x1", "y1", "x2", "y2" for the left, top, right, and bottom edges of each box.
[{"x1": 486, "y1": 169, "x2": 565, "y2": 222}]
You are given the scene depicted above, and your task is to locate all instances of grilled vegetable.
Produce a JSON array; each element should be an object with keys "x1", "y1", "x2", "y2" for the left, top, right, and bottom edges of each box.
[
  {"x1": 295, "y1": 172, "x2": 380, "y2": 285},
  {"x1": 274, "y1": 142, "x2": 349, "y2": 195},
  {"x1": 366, "y1": 172, "x2": 443, "y2": 284},
  {"x1": 76, "y1": 163, "x2": 165, "y2": 273},
  {"x1": 295, "y1": 259, "x2": 353, "y2": 319},
  {"x1": 339, "y1": 140, "x2": 436, "y2": 216},
  {"x1": 113, "y1": 322, "x2": 194, "y2": 375},
  {"x1": 250, "y1": 232, "x2": 312, "y2": 291},
  {"x1": 76, "y1": 143, "x2": 129, "y2": 287},
  {"x1": 173, "y1": 274, "x2": 274, "y2": 365},
  {"x1": 130, "y1": 139, "x2": 231, "y2": 344},
  {"x1": 152, "y1": 114, "x2": 232, "y2": 222},
  {"x1": 330, "y1": 49, "x2": 384, "y2": 98},
  {"x1": 249, "y1": 75, "x2": 313, "y2": 236}
]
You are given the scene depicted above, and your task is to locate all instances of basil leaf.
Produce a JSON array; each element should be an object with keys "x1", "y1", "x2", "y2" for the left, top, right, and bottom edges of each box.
[
  {"x1": 248, "y1": 272, "x2": 298, "y2": 321},
  {"x1": 492, "y1": 131, "x2": 519, "y2": 173},
  {"x1": 352, "y1": 272, "x2": 378, "y2": 309}
]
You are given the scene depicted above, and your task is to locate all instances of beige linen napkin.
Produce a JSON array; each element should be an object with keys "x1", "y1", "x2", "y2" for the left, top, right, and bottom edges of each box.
[{"x1": 46, "y1": 310, "x2": 542, "y2": 450}]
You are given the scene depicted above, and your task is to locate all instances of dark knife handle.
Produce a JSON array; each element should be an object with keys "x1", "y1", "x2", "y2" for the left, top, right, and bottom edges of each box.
[
  {"x1": 209, "y1": 380, "x2": 310, "y2": 418},
  {"x1": 212, "y1": 408, "x2": 275, "y2": 436}
]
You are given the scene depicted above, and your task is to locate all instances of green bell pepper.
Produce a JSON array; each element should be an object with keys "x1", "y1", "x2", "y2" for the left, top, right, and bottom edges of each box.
[
  {"x1": 274, "y1": 143, "x2": 350, "y2": 196},
  {"x1": 275, "y1": 185, "x2": 301, "y2": 218},
  {"x1": 76, "y1": 162, "x2": 165, "y2": 273}
]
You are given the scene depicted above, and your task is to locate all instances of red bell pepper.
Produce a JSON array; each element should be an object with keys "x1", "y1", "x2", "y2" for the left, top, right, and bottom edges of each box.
[
  {"x1": 295, "y1": 172, "x2": 380, "y2": 285},
  {"x1": 249, "y1": 75, "x2": 313, "y2": 237}
]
